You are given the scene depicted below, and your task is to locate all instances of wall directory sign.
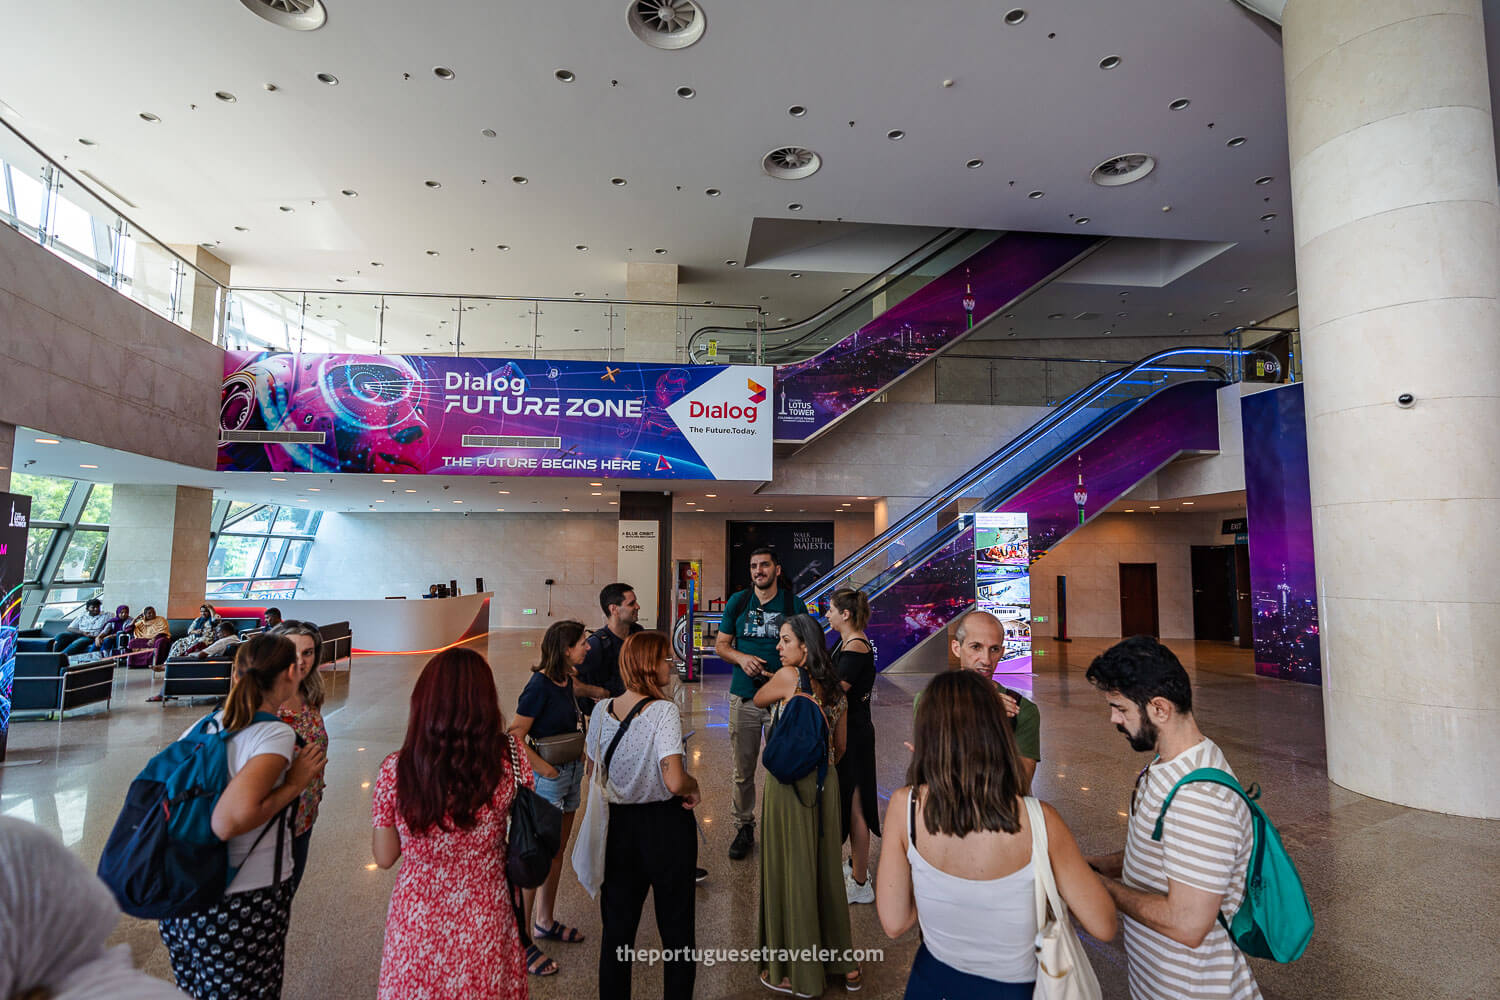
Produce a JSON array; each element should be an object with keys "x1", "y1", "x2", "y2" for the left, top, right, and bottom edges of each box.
[
  {"x1": 218, "y1": 352, "x2": 774, "y2": 481},
  {"x1": 974, "y1": 511, "x2": 1032, "y2": 675},
  {"x1": 1, "y1": 492, "x2": 32, "y2": 761},
  {"x1": 618, "y1": 521, "x2": 661, "y2": 629}
]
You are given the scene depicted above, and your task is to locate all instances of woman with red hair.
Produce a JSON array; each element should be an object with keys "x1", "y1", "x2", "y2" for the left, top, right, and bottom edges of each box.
[{"x1": 371, "y1": 648, "x2": 533, "y2": 1000}]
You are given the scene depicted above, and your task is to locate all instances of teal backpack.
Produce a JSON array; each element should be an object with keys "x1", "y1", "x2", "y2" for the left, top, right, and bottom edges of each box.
[{"x1": 1153, "y1": 767, "x2": 1314, "y2": 962}]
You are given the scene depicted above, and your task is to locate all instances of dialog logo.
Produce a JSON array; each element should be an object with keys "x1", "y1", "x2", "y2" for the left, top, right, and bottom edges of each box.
[{"x1": 748, "y1": 379, "x2": 766, "y2": 404}]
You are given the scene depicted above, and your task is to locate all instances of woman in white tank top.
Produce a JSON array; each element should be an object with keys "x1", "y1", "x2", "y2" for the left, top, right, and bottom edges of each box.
[{"x1": 876, "y1": 671, "x2": 1116, "y2": 999}]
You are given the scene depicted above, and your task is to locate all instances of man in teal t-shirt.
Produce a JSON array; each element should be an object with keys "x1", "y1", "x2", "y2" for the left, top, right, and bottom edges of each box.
[{"x1": 715, "y1": 546, "x2": 801, "y2": 860}]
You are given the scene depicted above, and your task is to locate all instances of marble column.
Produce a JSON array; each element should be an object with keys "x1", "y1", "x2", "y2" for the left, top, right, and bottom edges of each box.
[
  {"x1": 625, "y1": 262, "x2": 680, "y2": 362},
  {"x1": 0, "y1": 421, "x2": 12, "y2": 493},
  {"x1": 103, "y1": 485, "x2": 214, "y2": 617},
  {"x1": 1284, "y1": 0, "x2": 1500, "y2": 817}
]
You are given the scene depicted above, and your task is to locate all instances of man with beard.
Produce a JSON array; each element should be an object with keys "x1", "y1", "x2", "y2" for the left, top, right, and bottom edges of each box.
[
  {"x1": 1083, "y1": 636, "x2": 1261, "y2": 1000},
  {"x1": 575, "y1": 582, "x2": 642, "y2": 718}
]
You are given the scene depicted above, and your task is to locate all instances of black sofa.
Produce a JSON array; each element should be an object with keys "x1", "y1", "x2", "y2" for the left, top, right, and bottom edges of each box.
[
  {"x1": 11, "y1": 651, "x2": 115, "y2": 718},
  {"x1": 319, "y1": 621, "x2": 352, "y2": 669},
  {"x1": 159, "y1": 656, "x2": 235, "y2": 704}
]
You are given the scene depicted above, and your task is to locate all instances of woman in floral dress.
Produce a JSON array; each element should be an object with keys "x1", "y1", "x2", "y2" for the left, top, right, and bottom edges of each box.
[
  {"x1": 371, "y1": 647, "x2": 534, "y2": 1000},
  {"x1": 273, "y1": 620, "x2": 328, "y2": 892}
]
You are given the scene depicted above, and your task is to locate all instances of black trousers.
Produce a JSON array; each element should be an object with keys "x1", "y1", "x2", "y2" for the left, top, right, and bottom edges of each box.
[{"x1": 599, "y1": 798, "x2": 697, "y2": 1000}]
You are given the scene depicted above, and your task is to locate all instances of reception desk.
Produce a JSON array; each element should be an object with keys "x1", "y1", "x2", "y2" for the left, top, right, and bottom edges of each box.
[{"x1": 217, "y1": 593, "x2": 492, "y2": 655}]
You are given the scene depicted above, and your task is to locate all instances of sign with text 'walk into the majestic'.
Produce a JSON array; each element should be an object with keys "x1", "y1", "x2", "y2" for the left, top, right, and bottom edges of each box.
[{"x1": 217, "y1": 352, "x2": 774, "y2": 481}]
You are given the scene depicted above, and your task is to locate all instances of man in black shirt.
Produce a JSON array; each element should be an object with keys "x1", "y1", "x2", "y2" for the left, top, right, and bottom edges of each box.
[{"x1": 575, "y1": 582, "x2": 642, "y2": 717}]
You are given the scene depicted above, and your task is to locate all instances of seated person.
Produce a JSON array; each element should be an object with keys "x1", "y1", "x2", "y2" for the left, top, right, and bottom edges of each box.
[
  {"x1": 192, "y1": 621, "x2": 241, "y2": 659},
  {"x1": 128, "y1": 607, "x2": 171, "y2": 646},
  {"x1": 96, "y1": 604, "x2": 133, "y2": 653},
  {"x1": 52, "y1": 599, "x2": 114, "y2": 656},
  {"x1": 169, "y1": 603, "x2": 220, "y2": 659},
  {"x1": 263, "y1": 607, "x2": 283, "y2": 629}
]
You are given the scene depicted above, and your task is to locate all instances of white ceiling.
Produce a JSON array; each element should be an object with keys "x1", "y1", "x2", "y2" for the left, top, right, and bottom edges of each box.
[{"x1": 0, "y1": 0, "x2": 1300, "y2": 335}]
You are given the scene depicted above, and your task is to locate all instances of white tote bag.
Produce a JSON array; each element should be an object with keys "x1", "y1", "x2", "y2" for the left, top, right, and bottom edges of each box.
[
  {"x1": 571, "y1": 731, "x2": 610, "y2": 898},
  {"x1": 1024, "y1": 796, "x2": 1103, "y2": 1000}
]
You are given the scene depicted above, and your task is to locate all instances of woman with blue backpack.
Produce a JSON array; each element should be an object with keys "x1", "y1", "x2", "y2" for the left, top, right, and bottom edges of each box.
[
  {"x1": 154, "y1": 633, "x2": 328, "y2": 999},
  {"x1": 754, "y1": 613, "x2": 860, "y2": 996}
]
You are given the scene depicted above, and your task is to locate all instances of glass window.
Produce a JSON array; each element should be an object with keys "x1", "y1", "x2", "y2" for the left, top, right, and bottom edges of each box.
[
  {"x1": 79, "y1": 484, "x2": 112, "y2": 524},
  {"x1": 2, "y1": 158, "x2": 48, "y2": 235},
  {"x1": 10, "y1": 473, "x2": 74, "y2": 522},
  {"x1": 271, "y1": 506, "x2": 321, "y2": 535},
  {"x1": 56, "y1": 529, "x2": 107, "y2": 580},
  {"x1": 256, "y1": 537, "x2": 288, "y2": 577},
  {"x1": 279, "y1": 539, "x2": 313, "y2": 576},
  {"x1": 207, "y1": 535, "x2": 264, "y2": 579},
  {"x1": 206, "y1": 580, "x2": 249, "y2": 600},
  {"x1": 24, "y1": 527, "x2": 57, "y2": 581},
  {"x1": 225, "y1": 504, "x2": 275, "y2": 532},
  {"x1": 225, "y1": 501, "x2": 254, "y2": 521},
  {"x1": 247, "y1": 579, "x2": 298, "y2": 599}
]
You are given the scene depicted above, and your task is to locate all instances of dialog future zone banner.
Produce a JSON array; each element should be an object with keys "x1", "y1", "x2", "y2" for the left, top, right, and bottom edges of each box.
[{"x1": 218, "y1": 352, "x2": 774, "y2": 481}]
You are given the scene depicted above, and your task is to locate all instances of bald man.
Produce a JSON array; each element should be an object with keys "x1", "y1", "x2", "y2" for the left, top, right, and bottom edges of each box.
[{"x1": 923, "y1": 609, "x2": 1041, "y2": 791}]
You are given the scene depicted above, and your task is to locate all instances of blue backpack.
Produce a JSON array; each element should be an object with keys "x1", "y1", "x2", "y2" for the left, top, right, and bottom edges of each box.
[
  {"x1": 761, "y1": 667, "x2": 830, "y2": 808},
  {"x1": 1154, "y1": 767, "x2": 1314, "y2": 962},
  {"x1": 98, "y1": 710, "x2": 289, "y2": 919}
]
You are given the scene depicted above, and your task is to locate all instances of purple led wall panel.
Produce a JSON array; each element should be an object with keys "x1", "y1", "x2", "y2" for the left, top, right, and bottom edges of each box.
[
  {"x1": 1240, "y1": 384, "x2": 1321, "y2": 683},
  {"x1": 862, "y1": 381, "x2": 1221, "y2": 668},
  {"x1": 218, "y1": 353, "x2": 774, "y2": 480},
  {"x1": 773, "y1": 232, "x2": 1099, "y2": 442},
  {"x1": 1, "y1": 493, "x2": 32, "y2": 761}
]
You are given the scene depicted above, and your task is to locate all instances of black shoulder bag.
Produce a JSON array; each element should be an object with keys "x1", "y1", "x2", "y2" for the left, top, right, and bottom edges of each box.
[{"x1": 505, "y1": 734, "x2": 563, "y2": 890}]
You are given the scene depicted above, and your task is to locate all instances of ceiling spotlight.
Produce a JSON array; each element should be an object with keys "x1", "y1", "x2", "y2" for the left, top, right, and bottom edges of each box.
[
  {"x1": 433, "y1": 67, "x2": 456, "y2": 80},
  {"x1": 1047, "y1": 312, "x2": 1065, "y2": 319},
  {"x1": 34, "y1": 438, "x2": 60, "y2": 445},
  {"x1": 1004, "y1": 8, "x2": 1027, "y2": 25},
  {"x1": 234, "y1": 225, "x2": 249, "y2": 231},
  {"x1": 1239, "y1": 286, "x2": 1251, "y2": 293},
  {"x1": 1260, "y1": 212, "x2": 1277, "y2": 221},
  {"x1": 676, "y1": 86, "x2": 696, "y2": 99},
  {"x1": 1099, "y1": 55, "x2": 1121, "y2": 70},
  {"x1": 789, "y1": 272, "x2": 803, "y2": 279},
  {"x1": 278, "y1": 205, "x2": 294, "y2": 212},
  {"x1": 725, "y1": 259, "x2": 738, "y2": 266},
  {"x1": 405, "y1": 489, "x2": 417, "y2": 493},
  {"x1": 307, "y1": 487, "x2": 321, "y2": 492},
  {"x1": 341, "y1": 189, "x2": 357, "y2": 197},
  {"x1": 554, "y1": 69, "x2": 576, "y2": 82},
  {"x1": 573, "y1": 291, "x2": 585, "y2": 297},
  {"x1": 966, "y1": 158, "x2": 984, "y2": 169},
  {"x1": 481, "y1": 128, "x2": 497, "y2": 138},
  {"x1": 425, "y1": 249, "x2": 440, "y2": 256},
  {"x1": 1226, "y1": 136, "x2": 1247, "y2": 148},
  {"x1": 496, "y1": 244, "x2": 510, "y2": 251},
  {"x1": 424, "y1": 180, "x2": 441, "y2": 189},
  {"x1": 215, "y1": 91, "x2": 237, "y2": 103},
  {"x1": 887, "y1": 129, "x2": 905, "y2": 140},
  {"x1": 1028, "y1": 190, "x2": 1044, "y2": 199},
  {"x1": 1169, "y1": 98, "x2": 1190, "y2": 110},
  {"x1": 705, "y1": 188, "x2": 721, "y2": 197},
  {"x1": 512, "y1": 176, "x2": 528, "y2": 184},
  {"x1": 654, "y1": 247, "x2": 668, "y2": 255},
  {"x1": 77, "y1": 137, "x2": 97, "y2": 146},
  {"x1": 575, "y1": 244, "x2": 589, "y2": 251},
  {"x1": 788, "y1": 105, "x2": 807, "y2": 117},
  {"x1": 316, "y1": 72, "x2": 339, "y2": 86},
  {"x1": 139, "y1": 112, "x2": 161, "y2": 123},
  {"x1": 1161, "y1": 204, "x2": 1172, "y2": 212},
  {"x1": 611, "y1": 177, "x2": 627, "y2": 186},
  {"x1": 370, "y1": 260, "x2": 383, "y2": 266},
  {"x1": 1255, "y1": 175, "x2": 1274, "y2": 185},
  {"x1": 787, "y1": 202, "x2": 803, "y2": 211},
  {"x1": 1074, "y1": 216, "x2": 1091, "y2": 225},
  {"x1": 1209, "y1": 312, "x2": 1222, "y2": 318}
]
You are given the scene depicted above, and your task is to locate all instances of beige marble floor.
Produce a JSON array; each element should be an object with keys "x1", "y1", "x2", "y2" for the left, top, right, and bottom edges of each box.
[{"x1": 3, "y1": 633, "x2": 1496, "y2": 999}]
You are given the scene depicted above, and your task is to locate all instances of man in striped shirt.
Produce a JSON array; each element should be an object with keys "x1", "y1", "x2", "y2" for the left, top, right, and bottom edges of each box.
[{"x1": 1082, "y1": 637, "x2": 1261, "y2": 1000}]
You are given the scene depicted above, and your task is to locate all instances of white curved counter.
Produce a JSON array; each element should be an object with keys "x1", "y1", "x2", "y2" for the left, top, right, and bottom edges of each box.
[{"x1": 216, "y1": 593, "x2": 492, "y2": 654}]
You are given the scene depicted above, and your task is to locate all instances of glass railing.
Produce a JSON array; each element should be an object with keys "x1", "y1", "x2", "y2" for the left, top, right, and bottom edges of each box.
[
  {"x1": 800, "y1": 346, "x2": 1280, "y2": 611},
  {"x1": 686, "y1": 228, "x2": 995, "y2": 365}
]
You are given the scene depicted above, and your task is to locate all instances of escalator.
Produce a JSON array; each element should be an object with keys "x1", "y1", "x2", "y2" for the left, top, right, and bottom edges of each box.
[
  {"x1": 789, "y1": 346, "x2": 1278, "y2": 669},
  {"x1": 688, "y1": 229, "x2": 1104, "y2": 444}
]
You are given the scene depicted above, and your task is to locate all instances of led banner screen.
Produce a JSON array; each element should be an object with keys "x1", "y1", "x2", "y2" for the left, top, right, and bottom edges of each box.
[
  {"x1": 974, "y1": 512, "x2": 1032, "y2": 674},
  {"x1": 218, "y1": 352, "x2": 775, "y2": 481},
  {"x1": 1, "y1": 492, "x2": 32, "y2": 761}
]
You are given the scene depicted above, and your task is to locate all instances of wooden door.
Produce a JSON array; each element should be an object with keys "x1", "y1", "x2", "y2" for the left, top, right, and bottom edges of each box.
[
  {"x1": 1119, "y1": 563, "x2": 1160, "y2": 638},
  {"x1": 1234, "y1": 543, "x2": 1254, "y2": 649}
]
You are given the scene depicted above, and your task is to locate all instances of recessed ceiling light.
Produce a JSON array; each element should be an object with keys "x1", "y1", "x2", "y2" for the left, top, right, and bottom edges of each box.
[
  {"x1": 725, "y1": 259, "x2": 738, "y2": 266},
  {"x1": 1182, "y1": 501, "x2": 1195, "y2": 506},
  {"x1": 1149, "y1": 505, "x2": 1161, "y2": 509},
  {"x1": 271, "y1": 476, "x2": 287, "y2": 481},
  {"x1": 340, "y1": 189, "x2": 358, "y2": 197},
  {"x1": 1209, "y1": 312, "x2": 1221, "y2": 318},
  {"x1": 298, "y1": 498, "x2": 309, "y2": 503},
  {"x1": 788, "y1": 105, "x2": 807, "y2": 117},
  {"x1": 1047, "y1": 312, "x2": 1065, "y2": 320},
  {"x1": 787, "y1": 202, "x2": 803, "y2": 211},
  {"x1": 1226, "y1": 136, "x2": 1247, "y2": 148},
  {"x1": 425, "y1": 249, "x2": 440, "y2": 256},
  {"x1": 434, "y1": 67, "x2": 456, "y2": 80},
  {"x1": 1074, "y1": 217, "x2": 1091, "y2": 225},
  {"x1": 452, "y1": 499, "x2": 463, "y2": 503},
  {"x1": 139, "y1": 112, "x2": 161, "y2": 123},
  {"x1": 575, "y1": 244, "x2": 588, "y2": 251},
  {"x1": 966, "y1": 158, "x2": 984, "y2": 169},
  {"x1": 77, "y1": 137, "x2": 97, "y2": 147},
  {"x1": 789, "y1": 272, "x2": 802, "y2": 279},
  {"x1": 307, "y1": 487, "x2": 321, "y2": 492},
  {"x1": 574, "y1": 291, "x2": 585, "y2": 297},
  {"x1": 611, "y1": 177, "x2": 627, "y2": 186},
  {"x1": 405, "y1": 489, "x2": 417, "y2": 493},
  {"x1": 496, "y1": 507, "x2": 505, "y2": 511},
  {"x1": 1125, "y1": 508, "x2": 1135, "y2": 513},
  {"x1": 554, "y1": 69, "x2": 575, "y2": 82},
  {"x1": 562, "y1": 508, "x2": 571, "y2": 512},
  {"x1": 1255, "y1": 175, "x2": 1274, "y2": 185},
  {"x1": 432, "y1": 507, "x2": 441, "y2": 511},
  {"x1": 512, "y1": 176, "x2": 528, "y2": 185},
  {"x1": 856, "y1": 496, "x2": 870, "y2": 500},
  {"x1": 215, "y1": 91, "x2": 237, "y2": 103},
  {"x1": 425, "y1": 180, "x2": 441, "y2": 189},
  {"x1": 481, "y1": 128, "x2": 497, "y2": 138},
  {"x1": 1004, "y1": 8, "x2": 1027, "y2": 25},
  {"x1": 685, "y1": 500, "x2": 695, "y2": 505},
  {"x1": 764, "y1": 508, "x2": 774, "y2": 512},
  {"x1": 263, "y1": 82, "x2": 280, "y2": 92},
  {"x1": 705, "y1": 188, "x2": 721, "y2": 197},
  {"x1": 1260, "y1": 212, "x2": 1277, "y2": 221},
  {"x1": 370, "y1": 260, "x2": 383, "y2": 266},
  {"x1": 887, "y1": 129, "x2": 905, "y2": 140},
  {"x1": 1161, "y1": 204, "x2": 1172, "y2": 212},
  {"x1": 316, "y1": 72, "x2": 339, "y2": 86},
  {"x1": 676, "y1": 86, "x2": 696, "y2": 99},
  {"x1": 1028, "y1": 190, "x2": 1044, "y2": 199},
  {"x1": 704, "y1": 493, "x2": 717, "y2": 498},
  {"x1": 77, "y1": 464, "x2": 99, "y2": 470},
  {"x1": 1239, "y1": 286, "x2": 1251, "y2": 293},
  {"x1": 279, "y1": 205, "x2": 294, "y2": 212},
  {"x1": 1099, "y1": 55, "x2": 1121, "y2": 70},
  {"x1": 1169, "y1": 98, "x2": 1190, "y2": 110},
  {"x1": 234, "y1": 225, "x2": 250, "y2": 232},
  {"x1": 381, "y1": 478, "x2": 396, "y2": 483},
  {"x1": 654, "y1": 247, "x2": 668, "y2": 255},
  {"x1": 375, "y1": 499, "x2": 385, "y2": 503}
]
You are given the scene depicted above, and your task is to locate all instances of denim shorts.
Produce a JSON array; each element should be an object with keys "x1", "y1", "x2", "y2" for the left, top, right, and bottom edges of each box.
[{"x1": 534, "y1": 757, "x2": 585, "y2": 813}]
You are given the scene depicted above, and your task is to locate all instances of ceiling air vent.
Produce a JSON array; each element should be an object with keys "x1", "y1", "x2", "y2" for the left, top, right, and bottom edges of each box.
[
  {"x1": 762, "y1": 146, "x2": 822, "y2": 180},
  {"x1": 1091, "y1": 153, "x2": 1156, "y2": 187},
  {"x1": 238, "y1": 0, "x2": 327, "y2": 31},
  {"x1": 219, "y1": 430, "x2": 328, "y2": 444},
  {"x1": 462, "y1": 434, "x2": 564, "y2": 450},
  {"x1": 628, "y1": 0, "x2": 706, "y2": 50}
]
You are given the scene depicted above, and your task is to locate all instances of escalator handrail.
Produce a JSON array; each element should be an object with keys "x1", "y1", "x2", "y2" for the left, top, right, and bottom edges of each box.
[
  {"x1": 685, "y1": 227, "x2": 978, "y2": 363},
  {"x1": 799, "y1": 345, "x2": 1275, "y2": 604}
]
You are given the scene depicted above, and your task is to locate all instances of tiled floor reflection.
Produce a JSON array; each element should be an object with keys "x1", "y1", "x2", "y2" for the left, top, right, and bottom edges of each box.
[{"x1": 2, "y1": 633, "x2": 1496, "y2": 999}]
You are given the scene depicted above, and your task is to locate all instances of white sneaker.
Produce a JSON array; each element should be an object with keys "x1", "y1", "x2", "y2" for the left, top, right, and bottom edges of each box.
[
  {"x1": 846, "y1": 875, "x2": 875, "y2": 904},
  {"x1": 842, "y1": 857, "x2": 853, "y2": 881}
]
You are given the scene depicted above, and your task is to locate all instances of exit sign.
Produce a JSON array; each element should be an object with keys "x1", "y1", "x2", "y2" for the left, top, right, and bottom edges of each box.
[
  {"x1": 1222, "y1": 517, "x2": 1247, "y2": 534},
  {"x1": 521, "y1": 608, "x2": 538, "y2": 616}
]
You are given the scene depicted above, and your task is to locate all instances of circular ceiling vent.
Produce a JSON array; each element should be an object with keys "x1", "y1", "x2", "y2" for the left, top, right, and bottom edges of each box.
[
  {"x1": 1091, "y1": 153, "x2": 1156, "y2": 187},
  {"x1": 238, "y1": 0, "x2": 327, "y2": 31},
  {"x1": 762, "y1": 146, "x2": 822, "y2": 180},
  {"x1": 628, "y1": 0, "x2": 706, "y2": 50}
]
